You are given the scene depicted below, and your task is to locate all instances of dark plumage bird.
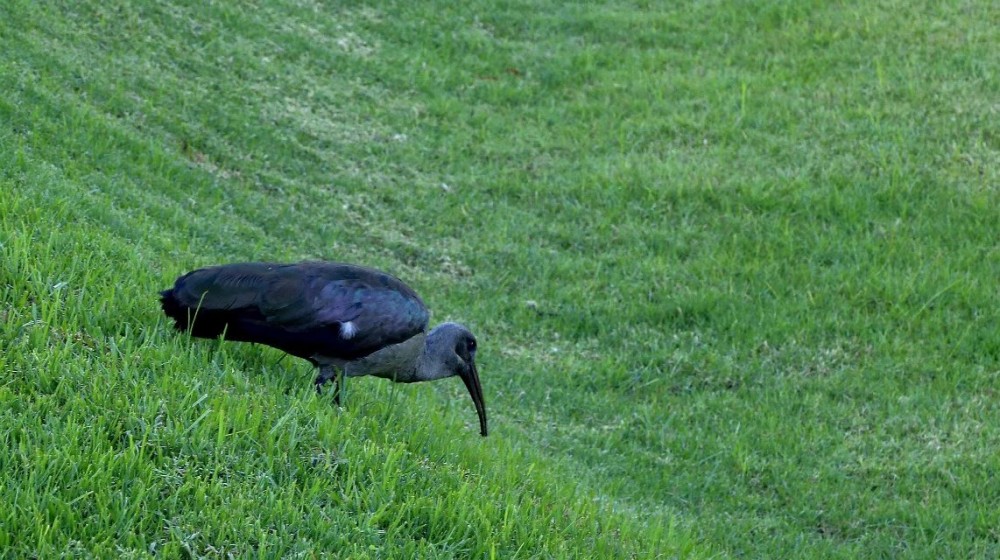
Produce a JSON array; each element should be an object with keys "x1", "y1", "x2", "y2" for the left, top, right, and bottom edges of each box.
[{"x1": 160, "y1": 261, "x2": 487, "y2": 436}]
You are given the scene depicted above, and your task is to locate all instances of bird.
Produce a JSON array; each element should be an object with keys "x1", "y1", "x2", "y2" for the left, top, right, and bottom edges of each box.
[{"x1": 159, "y1": 261, "x2": 487, "y2": 436}]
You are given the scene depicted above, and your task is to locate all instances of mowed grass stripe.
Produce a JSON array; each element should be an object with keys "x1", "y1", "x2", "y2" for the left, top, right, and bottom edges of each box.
[{"x1": 3, "y1": 0, "x2": 999, "y2": 557}]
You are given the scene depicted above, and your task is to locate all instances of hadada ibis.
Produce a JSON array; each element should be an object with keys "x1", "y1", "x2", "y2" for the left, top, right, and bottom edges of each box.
[{"x1": 159, "y1": 261, "x2": 487, "y2": 436}]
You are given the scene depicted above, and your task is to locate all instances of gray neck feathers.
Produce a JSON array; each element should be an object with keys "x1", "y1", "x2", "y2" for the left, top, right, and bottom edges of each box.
[
  {"x1": 414, "y1": 326, "x2": 455, "y2": 381},
  {"x1": 343, "y1": 332, "x2": 426, "y2": 382},
  {"x1": 341, "y1": 323, "x2": 463, "y2": 383}
]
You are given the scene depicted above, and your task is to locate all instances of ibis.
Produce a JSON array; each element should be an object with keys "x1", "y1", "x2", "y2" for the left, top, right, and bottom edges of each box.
[{"x1": 159, "y1": 261, "x2": 487, "y2": 436}]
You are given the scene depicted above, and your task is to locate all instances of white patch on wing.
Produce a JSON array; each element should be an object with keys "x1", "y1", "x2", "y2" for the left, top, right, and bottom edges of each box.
[{"x1": 339, "y1": 321, "x2": 358, "y2": 339}]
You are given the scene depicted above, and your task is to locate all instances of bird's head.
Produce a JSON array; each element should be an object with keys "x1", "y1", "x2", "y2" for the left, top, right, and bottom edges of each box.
[{"x1": 423, "y1": 322, "x2": 487, "y2": 436}]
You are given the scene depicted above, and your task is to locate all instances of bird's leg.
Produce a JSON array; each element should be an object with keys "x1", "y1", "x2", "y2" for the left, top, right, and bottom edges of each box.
[
  {"x1": 314, "y1": 365, "x2": 344, "y2": 406},
  {"x1": 334, "y1": 369, "x2": 344, "y2": 406}
]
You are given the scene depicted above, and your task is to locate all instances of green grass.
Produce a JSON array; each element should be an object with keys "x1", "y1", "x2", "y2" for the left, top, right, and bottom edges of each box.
[{"x1": 1, "y1": 0, "x2": 998, "y2": 557}]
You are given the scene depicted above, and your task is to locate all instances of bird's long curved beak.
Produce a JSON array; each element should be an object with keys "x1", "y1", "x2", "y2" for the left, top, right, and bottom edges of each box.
[{"x1": 459, "y1": 361, "x2": 488, "y2": 436}]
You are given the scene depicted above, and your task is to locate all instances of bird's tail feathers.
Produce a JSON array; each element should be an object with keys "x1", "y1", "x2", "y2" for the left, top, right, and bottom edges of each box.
[{"x1": 160, "y1": 288, "x2": 229, "y2": 338}]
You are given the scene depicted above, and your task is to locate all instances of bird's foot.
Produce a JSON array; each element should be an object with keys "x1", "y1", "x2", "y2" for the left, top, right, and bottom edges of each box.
[{"x1": 314, "y1": 366, "x2": 343, "y2": 407}]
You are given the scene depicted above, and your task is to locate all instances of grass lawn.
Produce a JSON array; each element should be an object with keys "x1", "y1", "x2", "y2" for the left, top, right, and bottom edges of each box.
[{"x1": 1, "y1": 0, "x2": 998, "y2": 557}]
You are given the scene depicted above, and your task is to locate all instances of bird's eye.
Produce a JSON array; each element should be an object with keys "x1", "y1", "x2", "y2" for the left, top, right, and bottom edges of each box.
[{"x1": 457, "y1": 338, "x2": 476, "y2": 357}]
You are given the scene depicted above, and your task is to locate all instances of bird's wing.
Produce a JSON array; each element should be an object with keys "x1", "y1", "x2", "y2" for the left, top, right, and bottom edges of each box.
[
  {"x1": 171, "y1": 262, "x2": 430, "y2": 353},
  {"x1": 299, "y1": 263, "x2": 431, "y2": 350}
]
